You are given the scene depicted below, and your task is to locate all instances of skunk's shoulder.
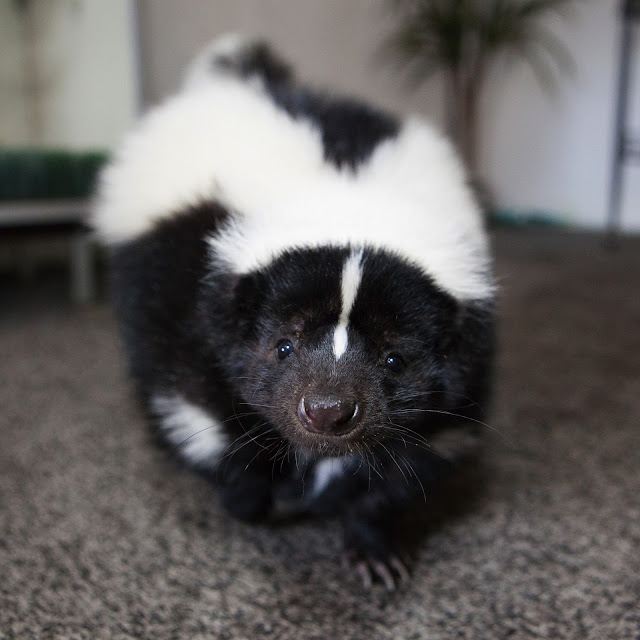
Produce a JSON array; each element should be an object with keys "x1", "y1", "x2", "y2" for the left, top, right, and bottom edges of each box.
[{"x1": 93, "y1": 35, "x2": 493, "y2": 301}]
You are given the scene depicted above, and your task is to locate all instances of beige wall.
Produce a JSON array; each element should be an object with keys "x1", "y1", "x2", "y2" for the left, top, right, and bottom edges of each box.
[
  {"x1": 482, "y1": 2, "x2": 640, "y2": 231},
  {"x1": 137, "y1": 0, "x2": 639, "y2": 231},
  {"x1": 136, "y1": 0, "x2": 445, "y2": 122},
  {"x1": 0, "y1": 0, "x2": 138, "y2": 150}
]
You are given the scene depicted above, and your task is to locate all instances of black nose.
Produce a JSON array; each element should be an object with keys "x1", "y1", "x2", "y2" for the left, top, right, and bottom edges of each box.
[{"x1": 297, "y1": 390, "x2": 359, "y2": 436}]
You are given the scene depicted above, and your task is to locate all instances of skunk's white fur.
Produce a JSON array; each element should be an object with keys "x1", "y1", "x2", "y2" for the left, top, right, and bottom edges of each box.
[
  {"x1": 311, "y1": 458, "x2": 347, "y2": 497},
  {"x1": 93, "y1": 40, "x2": 492, "y2": 301},
  {"x1": 93, "y1": 76, "x2": 323, "y2": 242},
  {"x1": 182, "y1": 32, "x2": 249, "y2": 90},
  {"x1": 150, "y1": 393, "x2": 225, "y2": 466}
]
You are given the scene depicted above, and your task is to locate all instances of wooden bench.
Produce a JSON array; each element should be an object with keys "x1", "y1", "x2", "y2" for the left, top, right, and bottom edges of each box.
[{"x1": 0, "y1": 199, "x2": 96, "y2": 303}]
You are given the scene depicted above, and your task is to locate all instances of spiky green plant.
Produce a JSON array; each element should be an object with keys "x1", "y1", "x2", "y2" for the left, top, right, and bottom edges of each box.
[{"x1": 382, "y1": 0, "x2": 575, "y2": 177}]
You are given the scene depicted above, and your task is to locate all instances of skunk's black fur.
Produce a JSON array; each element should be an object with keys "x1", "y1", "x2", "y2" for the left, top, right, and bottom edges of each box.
[{"x1": 99, "y1": 38, "x2": 495, "y2": 588}]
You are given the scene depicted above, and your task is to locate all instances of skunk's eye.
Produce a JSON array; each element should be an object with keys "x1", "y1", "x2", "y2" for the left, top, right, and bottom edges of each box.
[
  {"x1": 384, "y1": 353, "x2": 405, "y2": 373},
  {"x1": 276, "y1": 339, "x2": 295, "y2": 360}
]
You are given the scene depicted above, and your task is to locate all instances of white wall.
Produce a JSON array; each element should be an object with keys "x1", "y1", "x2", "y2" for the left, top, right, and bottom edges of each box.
[
  {"x1": 0, "y1": 0, "x2": 138, "y2": 151},
  {"x1": 483, "y1": 2, "x2": 640, "y2": 231},
  {"x1": 137, "y1": 0, "x2": 639, "y2": 231}
]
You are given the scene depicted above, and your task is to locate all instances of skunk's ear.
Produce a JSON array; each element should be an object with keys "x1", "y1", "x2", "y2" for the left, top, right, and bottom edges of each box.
[{"x1": 441, "y1": 300, "x2": 495, "y2": 412}]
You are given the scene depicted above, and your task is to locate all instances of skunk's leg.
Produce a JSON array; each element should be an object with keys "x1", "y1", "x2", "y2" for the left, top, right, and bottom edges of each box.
[
  {"x1": 216, "y1": 439, "x2": 275, "y2": 523},
  {"x1": 341, "y1": 489, "x2": 411, "y2": 590}
]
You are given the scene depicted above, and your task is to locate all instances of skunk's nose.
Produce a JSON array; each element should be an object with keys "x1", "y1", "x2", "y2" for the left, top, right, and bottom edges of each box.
[{"x1": 297, "y1": 390, "x2": 359, "y2": 436}]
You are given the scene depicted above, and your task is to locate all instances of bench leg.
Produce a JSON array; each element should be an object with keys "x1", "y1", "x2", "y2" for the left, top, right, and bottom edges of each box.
[{"x1": 70, "y1": 232, "x2": 95, "y2": 304}]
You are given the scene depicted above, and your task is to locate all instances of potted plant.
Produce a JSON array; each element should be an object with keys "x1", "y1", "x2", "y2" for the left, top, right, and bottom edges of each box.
[{"x1": 381, "y1": 0, "x2": 575, "y2": 186}]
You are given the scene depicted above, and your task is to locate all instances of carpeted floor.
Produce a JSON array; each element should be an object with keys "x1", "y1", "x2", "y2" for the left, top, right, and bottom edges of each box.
[{"x1": 1, "y1": 228, "x2": 639, "y2": 640}]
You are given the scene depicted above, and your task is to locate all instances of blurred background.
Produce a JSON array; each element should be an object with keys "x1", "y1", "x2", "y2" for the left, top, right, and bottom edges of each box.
[
  {"x1": 137, "y1": 0, "x2": 640, "y2": 232},
  {"x1": 0, "y1": 0, "x2": 639, "y2": 302},
  {"x1": 2, "y1": 4, "x2": 639, "y2": 638}
]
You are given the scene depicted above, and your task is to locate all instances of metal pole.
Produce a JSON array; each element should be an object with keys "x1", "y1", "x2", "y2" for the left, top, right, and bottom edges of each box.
[{"x1": 606, "y1": 0, "x2": 640, "y2": 247}]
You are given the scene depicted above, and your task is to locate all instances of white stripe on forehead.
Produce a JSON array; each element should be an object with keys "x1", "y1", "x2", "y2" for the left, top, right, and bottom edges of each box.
[{"x1": 333, "y1": 249, "x2": 364, "y2": 359}]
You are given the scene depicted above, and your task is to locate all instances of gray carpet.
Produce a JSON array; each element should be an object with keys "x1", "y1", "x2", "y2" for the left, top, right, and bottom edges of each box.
[{"x1": 1, "y1": 228, "x2": 639, "y2": 640}]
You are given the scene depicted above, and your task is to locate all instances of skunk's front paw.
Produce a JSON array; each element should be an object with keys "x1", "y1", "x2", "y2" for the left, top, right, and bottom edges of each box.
[
  {"x1": 342, "y1": 547, "x2": 410, "y2": 591},
  {"x1": 342, "y1": 521, "x2": 410, "y2": 590}
]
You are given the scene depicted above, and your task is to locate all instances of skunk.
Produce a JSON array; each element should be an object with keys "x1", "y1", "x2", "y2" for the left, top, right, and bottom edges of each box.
[{"x1": 93, "y1": 35, "x2": 495, "y2": 589}]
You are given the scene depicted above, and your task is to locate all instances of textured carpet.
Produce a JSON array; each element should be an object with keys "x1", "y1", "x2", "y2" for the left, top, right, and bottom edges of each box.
[{"x1": 1, "y1": 228, "x2": 639, "y2": 640}]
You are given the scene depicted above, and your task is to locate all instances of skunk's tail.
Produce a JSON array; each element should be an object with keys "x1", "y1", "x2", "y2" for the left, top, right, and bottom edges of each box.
[{"x1": 183, "y1": 33, "x2": 293, "y2": 90}]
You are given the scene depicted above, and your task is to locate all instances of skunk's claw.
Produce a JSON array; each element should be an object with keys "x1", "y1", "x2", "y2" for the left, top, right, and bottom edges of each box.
[
  {"x1": 355, "y1": 559, "x2": 373, "y2": 589},
  {"x1": 342, "y1": 549, "x2": 410, "y2": 590},
  {"x1": 389, "y1": 554, "x2": 411, "y2": 582}
]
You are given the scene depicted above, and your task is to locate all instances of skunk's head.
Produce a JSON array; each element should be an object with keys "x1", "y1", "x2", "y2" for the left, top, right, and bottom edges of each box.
[{"x1": 204, "y1": 246, "x2": 494, "y2": 457}]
